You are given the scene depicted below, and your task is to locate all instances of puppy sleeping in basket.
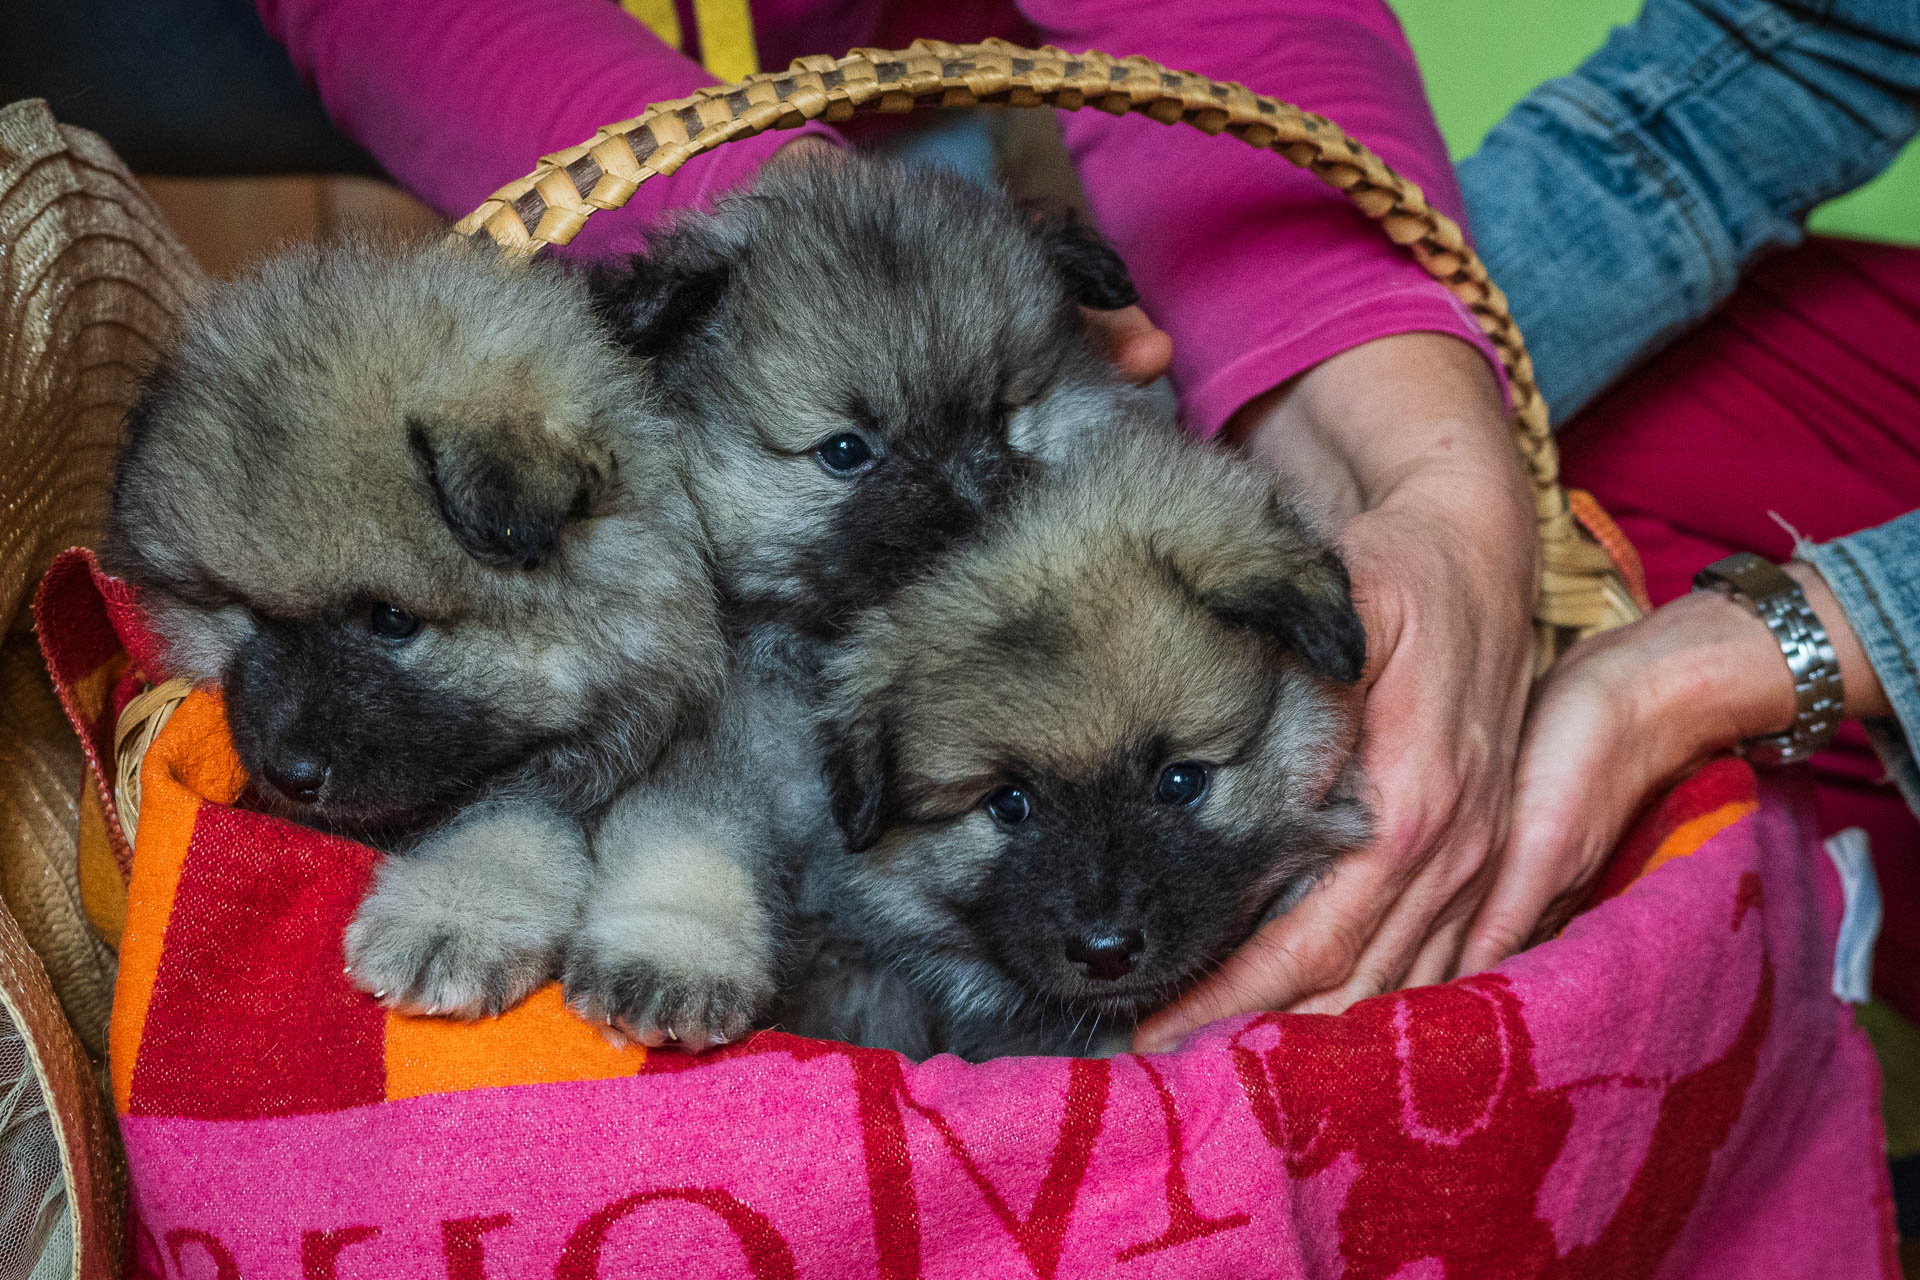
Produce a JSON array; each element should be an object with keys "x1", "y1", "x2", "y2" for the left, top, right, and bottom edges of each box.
[{"x1": 102, "y1": 153, "x2": 1368, "y2": 1062}]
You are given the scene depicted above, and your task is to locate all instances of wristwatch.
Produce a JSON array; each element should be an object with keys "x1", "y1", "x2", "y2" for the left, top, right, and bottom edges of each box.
[{"x1": 1691, "y1": 552, "x2": 1844, "y2": 766}]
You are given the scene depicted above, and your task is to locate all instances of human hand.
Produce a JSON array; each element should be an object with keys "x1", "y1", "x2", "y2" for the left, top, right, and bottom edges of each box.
[
  {"x1": 1081, "y1": 304, "x2": 1172, "y2": 385},
  {"x1": 1135, "y1": 332, "x2": 1533, "y2": 1049},
  {"x1": 1455, "y1": 561, "x2": 1886, "y2": 972}
]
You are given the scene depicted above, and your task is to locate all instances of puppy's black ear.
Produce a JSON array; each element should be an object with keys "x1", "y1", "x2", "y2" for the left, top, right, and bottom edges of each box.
[
  {"x1": 1030, "y1": 211, "x2": 1139, "y2": 311},
  {"x1": 1206, "y1": 564, "x2": 1368, "y2": 684},
  {"x1": 823, "y1": 714, "x2": 897, "y2": 853},
  {"x1": 408, "y1": 417, "x2": 610, "y2": 570},
  {"x1": 1200, "y1": 496, "x2": 1367, "y2": 683},
  {"x1": 588, "y1": 244, "x2": 732, "y2": 361}
]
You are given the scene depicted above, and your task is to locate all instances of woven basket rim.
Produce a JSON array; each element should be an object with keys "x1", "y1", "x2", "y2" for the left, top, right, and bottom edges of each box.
[{"x1": 447, "y1": 39, "x2": 1642, "y2": 663}]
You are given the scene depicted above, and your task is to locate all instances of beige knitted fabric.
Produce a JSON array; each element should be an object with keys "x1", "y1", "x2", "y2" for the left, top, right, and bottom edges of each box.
[{"x1": 0, "y1": 96, "x2": 205, "y2": 1280}]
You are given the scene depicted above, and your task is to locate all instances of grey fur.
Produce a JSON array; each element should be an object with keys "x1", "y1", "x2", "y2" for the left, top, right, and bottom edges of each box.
[
  {"x1": 566, "y1": 670, "x2": 831, "y2": 1048},
  {"x1": 567, "y1": 155, "x2": 1158, "y2": 1045},
  {"x1": 591, "y1": 153, "x2": 1150, "y2": 663},
  {"x1": 103, "y1": 238, "x2": 724, "y2": 1017},
  {"x1": 343, "y1": 790, "x2": 593, "y2": 1016},
  {"x1": 793, "y1": 429, "x2": 1372, "y2": 1060}
]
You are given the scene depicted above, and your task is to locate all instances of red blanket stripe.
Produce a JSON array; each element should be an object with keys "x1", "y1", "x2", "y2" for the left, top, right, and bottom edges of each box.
[{"x1": 127, "y1": 803, "x2": 387, "y2": 1119}]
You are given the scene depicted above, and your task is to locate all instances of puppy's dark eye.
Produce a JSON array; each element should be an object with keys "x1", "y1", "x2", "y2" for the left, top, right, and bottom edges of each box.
[
  {"x1": 984, "y1": 785, "x2": 1031, "y2": 826},
  {"x1": 1155, "y1": 761, "x2": 1210, "y2": 807},
  {"x1": 815, "y1": 432, "x2": 875, "y2": 476},
  {"x1": 368, "y1": 602, "x2": 422, "y2": 641}
]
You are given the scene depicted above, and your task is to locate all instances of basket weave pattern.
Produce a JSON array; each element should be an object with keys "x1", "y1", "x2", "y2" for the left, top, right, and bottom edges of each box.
[{"x1": 450, "y1": 38, "x2": 1641, "y2": 663}]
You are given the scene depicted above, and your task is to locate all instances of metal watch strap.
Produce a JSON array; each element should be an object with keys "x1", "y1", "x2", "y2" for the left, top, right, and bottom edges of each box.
[{"x1": 1691, "y1": 552, "x2": 1844, "y2": 766}]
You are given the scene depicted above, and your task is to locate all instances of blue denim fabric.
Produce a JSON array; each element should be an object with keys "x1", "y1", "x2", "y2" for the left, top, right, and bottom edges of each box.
[
  {"x1": 1456, "y1": 0, "x2": 1920, "y2": 423},
  {"x1": 1803, "y1": 518, "x2": 1920, "y2": 816}
]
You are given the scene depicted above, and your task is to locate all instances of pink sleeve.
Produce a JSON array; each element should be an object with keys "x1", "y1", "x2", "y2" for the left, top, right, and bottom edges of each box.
[
  {"x1": 252, "y1": 0, "x2": 839, "y2": 261},
  {"x1": 1018, "y1": 0, "x2": 1504, "y2": 435}
]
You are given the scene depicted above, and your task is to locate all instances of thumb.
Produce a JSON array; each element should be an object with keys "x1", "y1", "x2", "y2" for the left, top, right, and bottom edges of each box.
[{"x1": 1082, "y1": 304, "x2": 1172, "y2": 386}]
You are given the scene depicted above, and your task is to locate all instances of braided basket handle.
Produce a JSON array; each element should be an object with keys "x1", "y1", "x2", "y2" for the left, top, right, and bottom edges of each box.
[{"x1": 452, "y1": 37, "x2": 1641, "y2": 667}]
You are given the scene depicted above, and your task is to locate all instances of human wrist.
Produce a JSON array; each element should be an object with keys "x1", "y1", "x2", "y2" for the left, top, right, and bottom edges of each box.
[
  {"x1": 1637, "y1": 557, "x2": 1887, "y2": 770},
  {"x1": 1231, "y1": 383, "x2": 1366, "y2": 522},
  {"x1": 1650, "y1": 589, "x2": 1802, "y2": 748}
]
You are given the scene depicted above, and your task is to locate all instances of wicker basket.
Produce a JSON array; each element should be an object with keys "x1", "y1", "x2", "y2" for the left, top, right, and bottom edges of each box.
[{"x1": 450, "y1": 37, "x2": 1643, "y2": 669}]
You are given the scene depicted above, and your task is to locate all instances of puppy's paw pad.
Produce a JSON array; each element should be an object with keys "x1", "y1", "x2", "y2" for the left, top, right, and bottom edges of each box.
[
  {"x1": 344, "y1": 899, "x2": 552, "y2": 1019},
  {"x1": 562, "y1": 948, "x2": 771, "y2": 1051}
]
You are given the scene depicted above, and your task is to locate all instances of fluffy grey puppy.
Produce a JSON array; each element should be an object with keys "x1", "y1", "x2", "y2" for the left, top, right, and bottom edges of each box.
[
  {"x1": 590, "y1": 152, "x2": 1145, "y2": 667},
  {"x1": 788, "y1": 430, "x2": 1371, "y2": 1060},
  {"x1": 104, "y1": 239, "x2": 723, "y2": 1017},
  {"x1": 566, "y1": 155, "x2": 1153, "y2": 1046}
]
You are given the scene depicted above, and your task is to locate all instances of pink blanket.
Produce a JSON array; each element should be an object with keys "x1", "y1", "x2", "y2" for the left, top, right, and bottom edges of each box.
[{"x1": 32, "y1": 549, "x2": 1898, "y2": 1278}]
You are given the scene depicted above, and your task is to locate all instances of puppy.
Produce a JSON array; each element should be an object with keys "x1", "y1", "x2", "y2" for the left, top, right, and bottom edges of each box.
[
  {"x1": 104, "y1": 239, "x2": 723, "y2": 1017},
  {"x1": 566, "y1": 155, "x2": 1152, "y2": 1046},
  {"x1": 591, "y1": 152, "x2": 1144, "y2": 669},
  {"x1": 790, "y1": 430, "x2": 1371, "y2": 1059}
]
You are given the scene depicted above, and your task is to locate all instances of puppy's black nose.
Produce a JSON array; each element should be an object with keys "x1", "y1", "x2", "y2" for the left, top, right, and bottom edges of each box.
[
  {"x1": 1065, "y1": 927, "x2": 1145, "y2": 981},
  {"x1": 264, "y1": 755, "x2": 330, "y2": 806}
]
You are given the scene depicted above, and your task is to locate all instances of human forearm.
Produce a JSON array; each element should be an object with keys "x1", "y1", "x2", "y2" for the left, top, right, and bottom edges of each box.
[
  {"x1": 1460, "y1": 0, "x2": 1920, "y2": 419},
  {"x1": 252, "y1": 0, "x2": 838, "y2": 258},
  {"x1": 1018, "y1": 0, "x2": 1503, "y2": 435}
]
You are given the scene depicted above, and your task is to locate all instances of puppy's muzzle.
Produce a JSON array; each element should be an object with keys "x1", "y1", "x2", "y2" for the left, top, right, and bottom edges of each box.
[
  {"x1": 1064, "y1": 926, "x2": 1145, "y2": 982},
  {"x1": 262, "y1": 753, "x2": 330, "y2": 807}
]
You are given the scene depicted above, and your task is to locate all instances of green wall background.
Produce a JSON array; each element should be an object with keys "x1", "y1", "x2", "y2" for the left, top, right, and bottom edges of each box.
[{"x1": 1395, "y1": 0, "x2": 1918, "y2": 245}]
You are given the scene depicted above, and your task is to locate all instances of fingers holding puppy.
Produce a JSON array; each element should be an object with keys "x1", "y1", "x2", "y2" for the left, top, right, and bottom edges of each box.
[
  {"x1": 804, "y1": 430, "x2": 1372, "y2": 1060},
  {"x1": 1080, "y1": 305, "x2": 1172, "y2": 386},
  {"x1": 1135, "y1": 553, "x2": 1521, "y2": 1045}
]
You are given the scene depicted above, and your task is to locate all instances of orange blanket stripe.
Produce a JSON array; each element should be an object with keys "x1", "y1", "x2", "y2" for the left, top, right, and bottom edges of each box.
[
  {"x1": 111, "y1": 690, "x2": 246, "y2": 1112},
  {"x1": 119, "y1": 688, "x2": 1756, "y2": 1112}
]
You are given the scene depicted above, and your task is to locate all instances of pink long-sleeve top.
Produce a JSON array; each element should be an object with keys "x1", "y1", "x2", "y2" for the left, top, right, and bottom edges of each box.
[{"x1": 254, "y1": 0, "x2": 1496, "y2": 435}]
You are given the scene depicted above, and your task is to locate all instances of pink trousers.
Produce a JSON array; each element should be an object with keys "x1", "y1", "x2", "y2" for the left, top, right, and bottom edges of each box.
[{"x1": 1558, "y1": 236, "x2": 1920, "y2": 1018}]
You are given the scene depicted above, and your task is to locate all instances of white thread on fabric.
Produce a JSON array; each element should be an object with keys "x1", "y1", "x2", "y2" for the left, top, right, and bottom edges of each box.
[
  {"x1": 1824, "y1": 826, "x2": 1882, "y2": 1005},
  {"x1": 1767, "y1": 509, "x2": 1811, "y2": 552}
]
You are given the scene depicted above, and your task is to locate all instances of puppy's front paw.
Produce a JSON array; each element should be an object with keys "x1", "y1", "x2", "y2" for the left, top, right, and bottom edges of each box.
[
  {"x1": 563, "y1": 940, "x2": 773, "y2": 1051},
  {"x1": 344, "y1": 854, "x2": 567, "y2": 1019}
]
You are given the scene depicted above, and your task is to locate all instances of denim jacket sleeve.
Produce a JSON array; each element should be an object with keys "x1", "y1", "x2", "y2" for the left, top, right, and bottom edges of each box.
[
  {"x1": 1456, "y1": 0, "x2": 1920, "y2": 421},
  {"x1": 1800, "y1": 512, "x2": 1920, "y2": 817}
]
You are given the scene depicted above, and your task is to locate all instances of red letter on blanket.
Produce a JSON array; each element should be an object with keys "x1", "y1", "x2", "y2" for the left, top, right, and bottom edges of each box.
[
  {"x1": 1116, "y1": 1055, "x2": 1251, "y2": 1261},
  {"x1": 165, "y1": 1229, "x2": 241, "y2": 1280},
  {"x1": 301, "y1": 1225, "x2": 380, "y2": 1280},
  {"x1": 893, "y1": 1056, "x2": 1112, "y2": 1280},
  {"x1": 442, "y1": 1214, "x2": 512, "y2": 1280},
  {"x1": 557, "y1": 1187, "x2": 796, "y2": 1280}
]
